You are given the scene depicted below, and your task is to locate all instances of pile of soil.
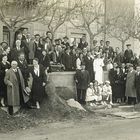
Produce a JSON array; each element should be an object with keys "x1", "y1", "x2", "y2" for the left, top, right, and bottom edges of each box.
[
  {"x1": 0, "y1": 80, "x2": 93, "y2": 133},
  {"x1": 0, "y1": 98, "x2": 89, "y2": 133}
]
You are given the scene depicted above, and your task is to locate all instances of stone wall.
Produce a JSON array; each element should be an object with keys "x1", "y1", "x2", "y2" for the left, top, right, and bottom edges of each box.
[{"x1": 49, "y1": 71, "x2": 109, "y2": 99}]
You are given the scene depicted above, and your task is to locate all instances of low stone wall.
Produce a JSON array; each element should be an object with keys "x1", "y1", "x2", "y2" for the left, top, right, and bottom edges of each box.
[{"x1": 49, "y1": 71, "x2": 109, "y2": 99}]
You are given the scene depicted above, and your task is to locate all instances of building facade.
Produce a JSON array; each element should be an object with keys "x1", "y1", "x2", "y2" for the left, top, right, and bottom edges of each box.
[{"x1": 0, "y1": 0, "x2": 140, "y2": 53}]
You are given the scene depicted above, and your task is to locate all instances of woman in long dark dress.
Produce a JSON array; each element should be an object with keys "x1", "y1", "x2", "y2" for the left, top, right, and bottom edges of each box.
[
  {"x1": 0, "y1": 55, "x2": 10, "y2": 106},
  {"x1": 29, "y1": 58, "x2": 46, "y2": 109},
  {"x1": 113, "y1": 66, "x2": 125, "y2": 103}
]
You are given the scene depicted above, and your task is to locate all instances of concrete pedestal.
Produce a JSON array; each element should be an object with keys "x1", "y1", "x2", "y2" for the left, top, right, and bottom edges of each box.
[{"x1": 49, "y1": 72, "x2": 76, "y2": 99}]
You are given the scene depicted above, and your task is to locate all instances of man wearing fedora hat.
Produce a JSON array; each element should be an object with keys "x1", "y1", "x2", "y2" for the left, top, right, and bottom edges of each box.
[
  {"x1": 124, "y1": 44, "x2": 133, "y2": 64},
  {"x1": 125, "y1": 64, "x2": 137, "y2": 105}
]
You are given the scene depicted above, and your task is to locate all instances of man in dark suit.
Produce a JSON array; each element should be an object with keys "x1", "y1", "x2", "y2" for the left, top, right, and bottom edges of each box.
[
  {"x1": 61, "y1": 36, "x2": 70, "y2": 49},
  {"x1": 62, "y1": 48, "x2": 73, "y2": 71},
  {"x1": 74, "y1": 64, "x2": 90, "y2": 105},
  {"x1": 78, "y1": 35, "x2": 88, "y2": 50},
  {"x1": 135, "y1": 66, "x2": 140, "y2": 103},
  {"x1": 22, "y1": 33, "x2": 30, "y2": 63},
  {"x1": 21, "y1": 28, "x2": 27, "y2": 40},
  {"x1": 11, "y1": 40, "x2": 25, "y2": 61},
  {"x1": 108, "y1": 62, "x2": 118, "y2": 103},
  {"x1": 104, "y1": 41, "x2": 114, "y2": 59},
  {"x1": 40, "y1": 50, "x2": 51, "y2": 72},
  {"x1": 84, "y1": 51, "x2": 94, "y2": 82},
  {"x1": 124, "y1": 44, "x2": 133, "y2": 64},
  {"x1": 17, "y1": 53, "x2": 29, "y2": 86}
]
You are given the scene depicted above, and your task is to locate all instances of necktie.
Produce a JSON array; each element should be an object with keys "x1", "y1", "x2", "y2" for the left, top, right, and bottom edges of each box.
[{"x1": 36, "y1": 70, "x2": 38, "y2": 76}]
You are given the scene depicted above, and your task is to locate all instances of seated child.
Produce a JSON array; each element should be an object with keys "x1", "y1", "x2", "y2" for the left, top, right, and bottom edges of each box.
[
  {"x1": 85, "y1": 81, "x2": 102, "y2": 106},
  {"x1": 85, "y1": 82, "x2": 97, "y2": 106},
  {"x1": 99, "y1": 82, "x2": 107, "y2": 105},
  {"x1": 103, "y1": 80, "x2": 113, "y2": 105}
]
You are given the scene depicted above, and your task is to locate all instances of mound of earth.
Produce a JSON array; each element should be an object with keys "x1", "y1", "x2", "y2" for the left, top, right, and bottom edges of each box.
[{"x1": 0, "y1": 79, "x2": 89, "y2": 133}]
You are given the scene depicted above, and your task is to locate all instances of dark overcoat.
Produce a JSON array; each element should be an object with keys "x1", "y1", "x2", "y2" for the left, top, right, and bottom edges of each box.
[
  {"x1": 125, "y1": 70, "x2": 137, "y2": 97},
  {"x1": 75, "y1": 70, "x2": 90, "y2": 90},
  {"x1": 29, "y1": 65, "x2": 46, "y2": 102},
  {"x1": 84, "y1": 56, "x2": 94, "y2": 81}
]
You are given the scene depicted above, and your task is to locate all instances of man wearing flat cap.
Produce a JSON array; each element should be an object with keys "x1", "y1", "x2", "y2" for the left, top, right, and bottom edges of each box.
[{"x1": 124, "y1": 44, "x2": 133, "y2": 63}]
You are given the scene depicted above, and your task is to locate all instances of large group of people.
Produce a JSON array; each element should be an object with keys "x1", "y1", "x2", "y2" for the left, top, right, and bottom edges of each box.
[
  {"x1": 74, "y1": 36, "x2": 140, "y2": 107},
  {"x1": 0, "y1": 27, "x2": 140, "y2": 115}
]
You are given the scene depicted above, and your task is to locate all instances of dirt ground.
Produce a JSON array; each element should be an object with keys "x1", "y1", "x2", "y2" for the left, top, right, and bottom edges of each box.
[{"x1": 1, "y1": 115, "x2": 140, "y2": 140}]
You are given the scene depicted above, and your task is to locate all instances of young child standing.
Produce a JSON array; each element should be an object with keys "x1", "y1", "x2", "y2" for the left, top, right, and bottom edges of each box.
[{"x1": 103, "y1": 81, "x2": 113, "y2": 105}]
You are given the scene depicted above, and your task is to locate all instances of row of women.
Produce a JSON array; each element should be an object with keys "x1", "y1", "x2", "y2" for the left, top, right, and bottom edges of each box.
[
  {"x1": 109, "y1": 62, "x2": 140, "y2": 105},
  {"x1": 0, "y1": 54, "x2": 47, "y2": 115}
]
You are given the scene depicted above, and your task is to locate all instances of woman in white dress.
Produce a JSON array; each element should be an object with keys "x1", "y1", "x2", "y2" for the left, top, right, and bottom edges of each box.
[
  {"x1": 94, "y1": 53, "x2": 104, "y2": 84},
  {"x1": 76, "y1": 53, "x2": 84, "y2": 70}
]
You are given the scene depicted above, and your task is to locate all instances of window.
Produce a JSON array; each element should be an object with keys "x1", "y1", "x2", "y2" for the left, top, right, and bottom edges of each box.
[{"x1": 3, "y1": 26, "x2": 10, "y2": 45}]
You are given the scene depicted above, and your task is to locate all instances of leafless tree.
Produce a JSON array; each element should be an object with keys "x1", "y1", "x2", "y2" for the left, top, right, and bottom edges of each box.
[
  {"x1": 69, "y1": 0, "x2": 105, "y2": 49},
  {"x1": 40, "y1": 0, "x2": 83, "y2": 40},
  {"x1": 0, "y1": 0, "x2": 59, "y2": 47},
  {"x1": 127, "y1": 8, "x2": 140, "y2": 42},
  {"x1": 106, "y1": 1, "x2": 133, "y2": 51}
]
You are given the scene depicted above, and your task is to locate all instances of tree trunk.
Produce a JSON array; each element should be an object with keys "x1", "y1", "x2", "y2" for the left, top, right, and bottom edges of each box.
[
  {"x1": 121, "y1": 41, "x2": 125, "y2": 52},
  {"x1": 89, "y1": 34, "x2": 94, "y2": 51},
  {"x1": 9, "y1": 29, "x2": 16, "y2": 48},
  {"x1": 51, "y1": 31, "x2": 55, "y2": 43}
]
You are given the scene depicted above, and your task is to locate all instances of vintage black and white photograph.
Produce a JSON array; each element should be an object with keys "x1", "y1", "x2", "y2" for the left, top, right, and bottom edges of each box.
[{"x1": 0, "y1": 0, "x2": 140, "y2": 139}]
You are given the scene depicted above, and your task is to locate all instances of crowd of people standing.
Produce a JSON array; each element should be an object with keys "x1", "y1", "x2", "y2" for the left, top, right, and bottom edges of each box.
[{"x1": 0, "y1": 28, "x2": 140, "y2": 115}]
